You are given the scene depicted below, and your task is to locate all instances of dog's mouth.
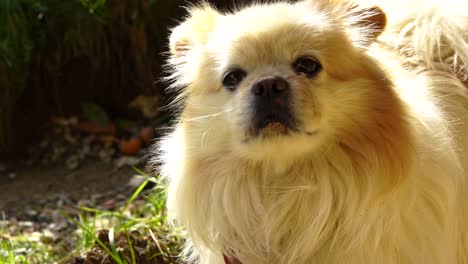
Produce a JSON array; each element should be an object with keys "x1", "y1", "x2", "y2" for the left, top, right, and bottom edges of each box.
[
  {"x1": 243, "y1": 111, "x2": 321, "y2": 142},
  {"x1": 250, "y1": 113, "x2": 297, "y2": 137},
  {"x1": 259, "y1": 121, "x2": 290, "y2": 136}
]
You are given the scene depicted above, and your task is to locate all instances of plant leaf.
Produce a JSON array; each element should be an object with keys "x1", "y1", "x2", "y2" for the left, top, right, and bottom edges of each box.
[{"x1": 80, "y1": 102, "x2": 111, "y2": 126}]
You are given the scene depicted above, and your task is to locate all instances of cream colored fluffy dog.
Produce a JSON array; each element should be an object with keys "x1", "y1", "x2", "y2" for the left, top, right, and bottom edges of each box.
[{"x1": 156, "y1": 0, "x2": 468, "y2": 263}]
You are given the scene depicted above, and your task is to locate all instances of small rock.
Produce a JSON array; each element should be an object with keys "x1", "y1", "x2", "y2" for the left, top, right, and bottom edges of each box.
[
  {"x1": 79, "y1": 145, "x2": 91, "y2": 159},
  {"x1": 114, "y1": 156, "x2": 140, "y2": 168},
  {"x1": 29, "y1": 231, "x2": 43, "y2": 242},
  {"x1": 66, "y1": 156, "x2": 80, "y2": 170},
  {"x1": 102, "y1": 199, "x2": 116, "y2": 210},
  {"x1": 42, "y1": 229, "x2": 57, "y2": 242},
  {"x1": 7, "y1": 172, "x2": 16, "y2": 180},
  {"x1": 14, "y1": 248, "x2": 27, "y2": 254},
  {"x1": 116, "y1": 193, "x2": 127, "y2": 200},
  {"x1": 90, "y1": 194, "x2": 103, "y2": 203},
  {"x1": 128, "y1": 175, "x2": 146, "y2": 188},
  {"x1": 37, "y1": 212, "x2": 50, "y2": 223},
  {"x1": 77, "y1": 199, "x2": 93, "y2": 208},
  {"x1": 0, "y1": 220, "x2": 8, "y2": 227},
  {"x1": 58, "y1": 193, "x2": 74, "y2": 205},
  {"x1": 25, "y1": 209, "x2": 38, "y2": 218},
  {"x1": 68, "y1": 117, "x2": 79, "y2": 126},
  {"x1": 98, "y1": 149, "x2": 113, "y2": 163},
  {"x1": 61, "y1": 205, "x2": 79, "y2": 216},
  {"x1": 48, "y1": 219, "x2": 68, "y2": 232}
]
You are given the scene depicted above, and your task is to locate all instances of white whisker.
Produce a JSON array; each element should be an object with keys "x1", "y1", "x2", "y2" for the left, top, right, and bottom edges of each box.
[{"x1": 183, "y1": 107, "x2": 239, "y2": 122}]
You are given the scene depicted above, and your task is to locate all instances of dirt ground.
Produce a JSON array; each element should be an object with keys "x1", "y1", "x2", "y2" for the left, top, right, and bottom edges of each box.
[{"x1": 0, "y1": 162, "x2": 136, "y2": 218}]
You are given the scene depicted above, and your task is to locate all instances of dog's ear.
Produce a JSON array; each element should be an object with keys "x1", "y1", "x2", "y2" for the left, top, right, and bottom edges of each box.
[
  {"x1": 169, "y1": 4, "x2": 221, "y2": 60},
  {"x1": 309, "y1": 0, "x2": 387, "y2": 46},
  {"x1": 346, "y1": 4, "x2": 387, "y2": 42}
]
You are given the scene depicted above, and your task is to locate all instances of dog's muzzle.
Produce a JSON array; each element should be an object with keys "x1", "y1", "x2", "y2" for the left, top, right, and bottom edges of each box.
[{"x1": 249, "y1": 76, "x2": 296, "y2": 135}]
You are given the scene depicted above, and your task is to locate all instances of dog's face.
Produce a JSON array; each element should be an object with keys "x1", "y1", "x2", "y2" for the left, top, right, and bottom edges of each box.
[{"x1": 169, "y1": 1, "x2": 391, "y2": 162}]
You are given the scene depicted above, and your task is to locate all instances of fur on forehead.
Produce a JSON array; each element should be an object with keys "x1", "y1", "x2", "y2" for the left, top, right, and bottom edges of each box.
[{"x1": 169, "y1": 0, "x2": 386, "y2": 58}]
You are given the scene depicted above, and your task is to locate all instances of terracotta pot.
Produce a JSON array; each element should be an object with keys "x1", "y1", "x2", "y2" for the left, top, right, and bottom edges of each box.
[
  {"x1": 78, "y1": 121, "x2": 116, "y2": 135},
  {"x1": 119, "y1": 137, "x2": 142, "y2": 155},
  {"x1": 139, "y1": 126, "x2": 154, "y2": 144}
]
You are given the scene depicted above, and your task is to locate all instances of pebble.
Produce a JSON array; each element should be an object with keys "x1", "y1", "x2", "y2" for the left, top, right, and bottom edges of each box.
[
  {"x1": 66, "y1": 156, "x2": 80, "y2": 170},
  {"x1": 114, "y1": 156, "x2": 140, "y2": 168},
  {"x1": 102, "y1": 199, "x2": 116, "y2": 210},
  {"x1": 25, "y1": 209, "x2": 39, "y2": 218},
  {"x1": 7, "y1": 172, "x2": 16, "y2": 180},
  {"x1": 128, "y1": 174, "x2": 146, "y2": 188}
]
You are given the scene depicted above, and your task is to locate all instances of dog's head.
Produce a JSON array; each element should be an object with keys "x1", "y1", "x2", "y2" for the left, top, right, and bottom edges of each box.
[{"x1": 167, "y1": 0, "x2": 402, "y2": 163}]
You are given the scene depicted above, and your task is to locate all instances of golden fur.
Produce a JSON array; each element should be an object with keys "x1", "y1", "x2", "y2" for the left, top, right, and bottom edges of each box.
[{"x1": 154, "y1": 0, "x2": 468, "y2": 263}]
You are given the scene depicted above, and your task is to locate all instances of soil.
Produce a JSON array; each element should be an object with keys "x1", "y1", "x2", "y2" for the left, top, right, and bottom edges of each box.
[{"x1": 0, "y1": 162, "x2": 135, "y2": 216}]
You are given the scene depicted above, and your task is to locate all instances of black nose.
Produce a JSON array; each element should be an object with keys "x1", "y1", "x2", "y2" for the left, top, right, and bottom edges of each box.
[
  {"x1": 250, "y1": 76, "x2": 295, "y2": 134},
  {"x1": 251, "y1": 76, "x2": 289, "y2": 99}
]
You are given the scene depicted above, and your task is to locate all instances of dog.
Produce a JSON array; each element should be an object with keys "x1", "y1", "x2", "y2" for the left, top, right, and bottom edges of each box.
[{"x1": 155, "y1": 0, "x2": 468, "y2": 263}]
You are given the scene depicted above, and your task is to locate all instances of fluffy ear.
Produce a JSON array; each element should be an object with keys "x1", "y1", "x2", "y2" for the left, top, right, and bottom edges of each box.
[
  {"x1": 169, "y1": 4, "x2": 221, "y2": 59},
  {"x1": 346, "y1": 4, "x2": 387, "y2": 41},
  {"x1": 309, "y1": 0, "x2": 387, "y2": 46}
]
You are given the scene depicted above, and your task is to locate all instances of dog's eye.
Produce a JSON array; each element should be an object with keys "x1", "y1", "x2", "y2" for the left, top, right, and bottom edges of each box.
[
  {"x1": 223, "y1": 69, "x2": 247, "y2": 90},
  {"x1": 292, "y1": 57, "x2": 322, "y2": 77}
]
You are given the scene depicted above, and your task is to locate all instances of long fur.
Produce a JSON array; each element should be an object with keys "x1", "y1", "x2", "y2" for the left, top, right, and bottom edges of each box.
[{"x1": 154, "y1": 0, "x2": 468, "y2": 263}]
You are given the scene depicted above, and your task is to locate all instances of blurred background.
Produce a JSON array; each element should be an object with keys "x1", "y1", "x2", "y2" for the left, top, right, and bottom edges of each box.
[
  {"x1": 0, "y1": 0, "x2": 254, "y2": 161},
  {"x1": 0, "y1": 1, "x2": 260, "y2": 263}
]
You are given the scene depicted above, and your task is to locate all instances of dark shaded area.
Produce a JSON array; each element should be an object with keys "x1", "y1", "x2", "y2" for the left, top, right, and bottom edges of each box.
[
  {"x1": 1, "y1": 0, "x2": 186, "y2": 159},
  {"x1": 1, "y1": 0, "x2": 269, "y2": 160}
]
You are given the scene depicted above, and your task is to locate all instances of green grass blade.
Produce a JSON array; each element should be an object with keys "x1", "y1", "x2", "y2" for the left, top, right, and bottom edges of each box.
[
  {"x1": 63, "y1": 214, "x2": 124, "y2": 264},
  {"x1": 123, "y1": 178, "x2": 149, "y2": 212},
  {"x1": 131, "y1": 166, "x2": 148, "y2": 177},
  {"x1": 125, "y1": 230, "x2": 137, "y2": 264}
]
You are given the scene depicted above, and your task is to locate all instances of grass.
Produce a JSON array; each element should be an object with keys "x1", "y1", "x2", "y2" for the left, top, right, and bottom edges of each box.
[
  {"x1": 0, "y1": 227, "x2": 57, "y2": 263},
  {"x1": 0, "y1": 168, "x2": 183, "y2": 264}
]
